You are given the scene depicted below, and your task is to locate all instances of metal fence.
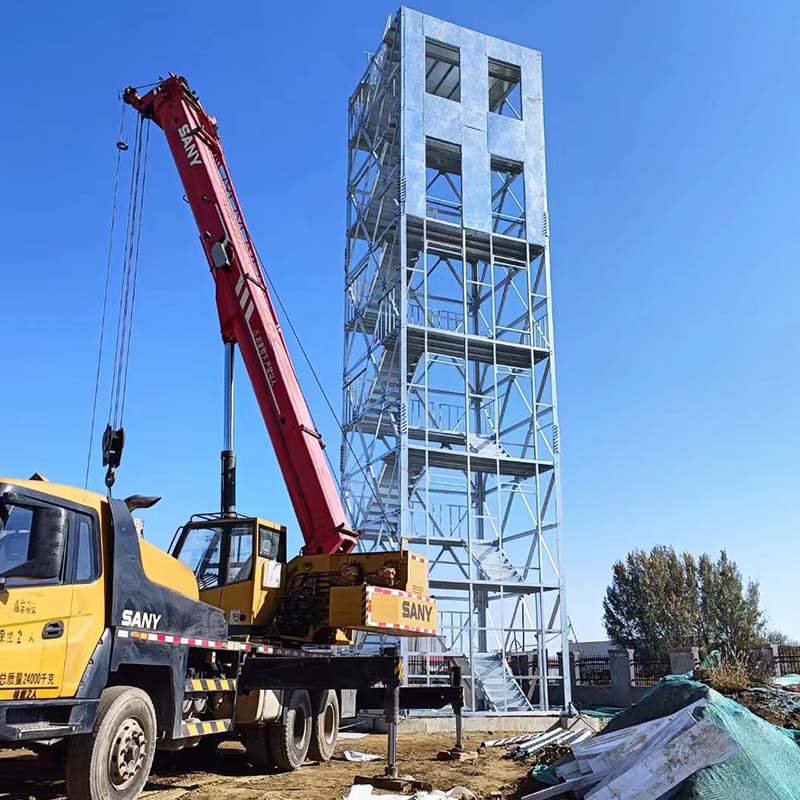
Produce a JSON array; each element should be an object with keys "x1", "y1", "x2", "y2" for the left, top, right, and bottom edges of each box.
[
  {"x1": 406, "y1": 654, "x2": 451, "y2": 686},
  {"x1": 632, "y1": 654, "x2": 671, "y2": 687},
  {"x1": 574, "y1": 656, "x2": 612, "y2": 686},
  {"x1": 777, "y1": 646, "x2": 800, "y2": 676}
]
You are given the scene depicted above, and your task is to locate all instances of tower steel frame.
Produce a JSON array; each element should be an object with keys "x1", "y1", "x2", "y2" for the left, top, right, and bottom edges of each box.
[{"x1": 342, "y1": 8, "x2": 570, "y2": 713}]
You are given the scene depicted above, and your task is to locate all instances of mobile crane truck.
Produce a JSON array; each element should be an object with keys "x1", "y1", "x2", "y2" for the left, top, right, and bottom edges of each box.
[{"x1": 0, "y1": 76, "x2": 462, "y2": 800}]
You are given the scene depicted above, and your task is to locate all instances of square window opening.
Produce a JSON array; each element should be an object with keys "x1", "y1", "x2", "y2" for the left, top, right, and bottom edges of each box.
[
  {"x1": 488, "y1": 59, "x2": 522, "y2": 120},
  {"x1": 426, "y1": 39, "x2": 461, "y2": 102},
  {"x1": 491, "y1": 157, "x2": 525, "y2": 238},
  {"x1": 426, "y1": 138, "x2": 462, "y2": 224}
]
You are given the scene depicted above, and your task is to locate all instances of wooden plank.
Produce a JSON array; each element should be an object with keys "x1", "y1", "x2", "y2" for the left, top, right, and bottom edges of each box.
[{"x1": 588, "y1": 718, "x2": 739, "y2": 800}]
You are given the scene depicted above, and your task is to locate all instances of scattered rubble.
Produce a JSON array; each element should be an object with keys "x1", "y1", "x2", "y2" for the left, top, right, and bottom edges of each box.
[
  {"x1": 733, "y1": 685, "x2": 800, "y2": 730},
  {"x1": 480, "y1": 727, "x2": 593, "y2": 761},
  {"x1": 508, "y1": 730, "x2": 592, "y2": 762},
  {"x1": 343, "y1": 784, "x2": 477, "y2": 800}
]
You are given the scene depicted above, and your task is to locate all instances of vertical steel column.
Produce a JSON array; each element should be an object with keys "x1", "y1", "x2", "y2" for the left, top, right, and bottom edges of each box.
[{"x1": 221, "y1": 342, "x2": 236, "y2": 516}]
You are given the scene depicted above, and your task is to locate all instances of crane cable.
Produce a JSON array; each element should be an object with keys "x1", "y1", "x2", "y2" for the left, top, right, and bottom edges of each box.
[
  {"x1": 85, "y1": 104, "x2": 150, "y2": 491},
  {"x1": 104, "y1": 113, "x2": 150, "y2": 488},
  {"x1": 84, "y1": 103, "x2": 127, "y2": 489},
  {"x1": 116, "y1": 119, "x2": 150, "y2": 426}
]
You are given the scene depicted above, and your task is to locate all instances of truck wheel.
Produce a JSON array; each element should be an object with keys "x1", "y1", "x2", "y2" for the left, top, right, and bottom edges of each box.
[
  {"x1": 243, "y1": 726, "x2": 273, "y2": 773},
  {"x1": 308, "y1": 690, "x2": 339, "y2": 762},
  {"x1": 65, "y1": 686, "x2": 156, "y2": 800},
  {"x1": 267, "y1": 689, "x2": 312, "y2": 771}
]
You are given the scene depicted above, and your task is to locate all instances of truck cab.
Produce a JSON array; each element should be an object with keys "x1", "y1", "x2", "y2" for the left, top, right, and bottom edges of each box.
[
  {"x1": 0, "y1": 477, "x2": 109, "y2": 704},
  {"x1": 0, "y1": 476, "x2": 210, "y2": 698}
]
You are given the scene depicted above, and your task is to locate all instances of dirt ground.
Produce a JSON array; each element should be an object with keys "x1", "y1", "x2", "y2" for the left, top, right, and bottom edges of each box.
[{"x1": 0, "y1": 733, "x2": 539, "y2": 800}]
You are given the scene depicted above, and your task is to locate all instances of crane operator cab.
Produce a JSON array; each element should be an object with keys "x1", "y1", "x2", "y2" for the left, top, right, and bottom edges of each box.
[
  {"x1": 171, "y1": 514, "x2": 438, "y2": 646},
  {"x1": 171, "y1": 515, "x2": 286, "y2": 638}
]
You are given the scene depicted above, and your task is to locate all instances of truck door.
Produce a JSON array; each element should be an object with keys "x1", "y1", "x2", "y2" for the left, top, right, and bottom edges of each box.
[{"x1": 0, "y1": 500, "x2": 71, "y2": 700}]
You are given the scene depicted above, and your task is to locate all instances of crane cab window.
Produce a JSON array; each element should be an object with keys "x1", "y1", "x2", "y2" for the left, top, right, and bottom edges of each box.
[
  {"x1": 259, "y1": 525, "x2": 286, "y2": 563},
  {"x1": 175, "y1": 526, "x2": 223, "y2": 590},
  {"x1": 173, "y1": 521, "x2": 260, "y2": 590},
  {"x1": 226, "y1": 525, "x2": 253, "y2": 584}
]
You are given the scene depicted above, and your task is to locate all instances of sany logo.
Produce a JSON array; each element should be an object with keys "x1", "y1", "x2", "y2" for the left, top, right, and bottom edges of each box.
[
  {"x1": 401, "y1": 600, "x2": 433, "y2": 623},
  {"x1": 177, "y1": 124, "x2": 202, "y2": 166},
  {"x1": 121, "y1": 609, "x2": 163, "y2": 630}
]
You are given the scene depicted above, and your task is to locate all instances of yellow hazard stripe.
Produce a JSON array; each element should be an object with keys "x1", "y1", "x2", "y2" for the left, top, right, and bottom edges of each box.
[
  {"x1": 181, "y1": 719, "x2": 232, "y2": 737},
  {"x1": 185, "y1": 678, "x2": 237, "y2": 692}
]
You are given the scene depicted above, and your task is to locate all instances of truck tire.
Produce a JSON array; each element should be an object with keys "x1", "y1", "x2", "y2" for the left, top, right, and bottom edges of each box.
[
  {"x1": 308, "y1": 690, "x2": 339, "y2": 762},
  {"x1": 243, "y1": 726, "x2": 273, "y2": 773},
  {"x1": 267, "y1": 689, "x2": 312, "y2": 771},
  {"x1": 66, "y1": 685, "x2": 157, "y2": 800}
]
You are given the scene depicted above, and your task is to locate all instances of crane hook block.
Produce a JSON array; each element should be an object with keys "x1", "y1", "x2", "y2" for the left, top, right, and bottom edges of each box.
[{"x1": 102, "y1": 425, "x2": 126, "y2": 488}]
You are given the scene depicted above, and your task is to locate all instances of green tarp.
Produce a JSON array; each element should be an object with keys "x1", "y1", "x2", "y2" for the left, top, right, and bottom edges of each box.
[{"x1": 601, "y1": 676, "x2": 800, "y2": 800}]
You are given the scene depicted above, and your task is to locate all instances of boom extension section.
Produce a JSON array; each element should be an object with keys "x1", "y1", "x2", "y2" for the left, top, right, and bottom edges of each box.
[{"x1": 123, "y1": 76, "x2": 356, "y2": 556}]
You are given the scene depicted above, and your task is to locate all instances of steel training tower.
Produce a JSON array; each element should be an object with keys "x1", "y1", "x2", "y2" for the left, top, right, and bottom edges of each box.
[{"x1": 342, "y1": 8, "x2": 570, "y2": 712}]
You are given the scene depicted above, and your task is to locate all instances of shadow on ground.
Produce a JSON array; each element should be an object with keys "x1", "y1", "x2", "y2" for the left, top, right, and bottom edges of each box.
[{"x1": 0, "y1": 747, "x2": 248, "y2": 800}]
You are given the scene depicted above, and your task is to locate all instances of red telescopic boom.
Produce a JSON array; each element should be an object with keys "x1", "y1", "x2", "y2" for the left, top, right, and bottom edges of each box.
[{"x1": 124, "y1": 76, "x2": 356, "y2": 555}]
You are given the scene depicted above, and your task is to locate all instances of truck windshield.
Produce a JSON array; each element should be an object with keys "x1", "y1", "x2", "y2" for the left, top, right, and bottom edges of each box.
[{"x1": 0, "y1": 503, "x2": 34, "y2": 576}]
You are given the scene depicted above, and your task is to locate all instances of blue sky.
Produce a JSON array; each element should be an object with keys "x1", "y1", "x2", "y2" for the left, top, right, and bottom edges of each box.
[{"x1": 2, "y1": 2, "x2": 799, "y2": 640}]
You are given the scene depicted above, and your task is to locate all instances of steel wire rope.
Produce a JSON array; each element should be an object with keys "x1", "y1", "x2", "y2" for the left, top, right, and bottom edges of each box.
[
  {"x1": 119, "y1": 121, "x2": 150, "y2": 423},
  {"x1": 84, "y1": 102, "x2": 127, "y2": 488},
  {"x1": 109, "y1": 114, "x2": 146, "y2": 428}
]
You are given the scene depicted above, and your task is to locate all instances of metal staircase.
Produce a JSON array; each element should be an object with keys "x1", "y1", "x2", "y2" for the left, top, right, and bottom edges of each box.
[
  {"x1": 471, "y1": 652, "x2": 534, "y2": 711},
  {"x1": 470, "y1": 541, "x2": 525, "y2": 584}
]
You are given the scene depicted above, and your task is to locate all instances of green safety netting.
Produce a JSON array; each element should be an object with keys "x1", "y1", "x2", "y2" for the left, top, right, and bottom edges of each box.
[{"x1": 600, "y1": 676, "x2": 800, "y2": 799}]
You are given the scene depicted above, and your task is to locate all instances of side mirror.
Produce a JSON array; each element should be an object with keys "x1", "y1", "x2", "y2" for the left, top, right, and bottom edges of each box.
[{"x1": 2, "y1": 506, "x2": 67, "y2": 581}]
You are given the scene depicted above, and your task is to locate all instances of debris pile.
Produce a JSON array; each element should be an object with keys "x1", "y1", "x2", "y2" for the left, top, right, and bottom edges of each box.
[
  {"x1": 521, "y1": 676, "x2": 800, "y2": 800},
  {"x1": 733, "y1": 684, "x2": 800, "y2": 730},
  {"x1": 480, "y1": 727, "x2": 592, "y2": 762},
  {"x1": 774, "y1": 673, "x2": 800, "y2": 691}
]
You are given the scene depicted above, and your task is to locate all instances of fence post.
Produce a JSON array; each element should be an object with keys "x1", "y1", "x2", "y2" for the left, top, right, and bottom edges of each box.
[
  {"x1": 669, "y1": 647, "x2": 699, "y2": 676},
  {"x1": 569, "y1": 651, "x2": 578, "y2": 690},
  {"x1": 609, "y1": 649, "x2": 634, "y2": 708},
  {"x1": 749, "y1": 644, "x2": 780, "y2": 677}
]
